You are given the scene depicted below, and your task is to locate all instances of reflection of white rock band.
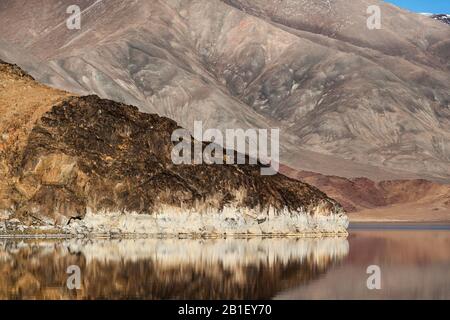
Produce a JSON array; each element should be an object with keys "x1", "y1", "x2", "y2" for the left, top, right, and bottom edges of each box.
[{"x1": 0, "y1": 237, "x2": 348, "y2": 268}]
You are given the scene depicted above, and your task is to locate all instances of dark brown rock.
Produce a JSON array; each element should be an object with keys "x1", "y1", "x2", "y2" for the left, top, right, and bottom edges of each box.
[
  {"x1": 0, "y1": 60, "x2": 347, "y2": 234},
  {"x1": 18, "y1": 95, "x2": 341, "y2": 222}
]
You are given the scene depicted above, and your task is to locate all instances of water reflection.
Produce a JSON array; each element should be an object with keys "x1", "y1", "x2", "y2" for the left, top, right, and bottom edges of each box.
[
  {"x1": 276, "y1": 230, "x2": 450, "y2": 300},
  {"x1": 0, "y1": 237, "x2": 349, "y2": 300}
]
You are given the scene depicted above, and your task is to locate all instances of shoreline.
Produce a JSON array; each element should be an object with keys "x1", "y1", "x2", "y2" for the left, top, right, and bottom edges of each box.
[
  {"x1": 349, "y1": 220, "x2": 450, "y2": 225},
  {"x1": 2, "y1": 221, "x2": 449, "y2": 239},
  {"x1": 0, "y1": 231, "x2": 349, "y2": 240}
]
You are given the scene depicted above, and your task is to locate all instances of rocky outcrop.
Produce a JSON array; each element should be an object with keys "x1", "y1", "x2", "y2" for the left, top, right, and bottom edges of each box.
[{"x1": 0, "y1": 60, "x2": 347, "y2": 236}]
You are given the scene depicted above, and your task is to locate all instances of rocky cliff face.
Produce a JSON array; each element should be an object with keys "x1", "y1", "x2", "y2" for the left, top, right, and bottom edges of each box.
[{"x1": 0, "y1": 60, "x2": 347, "y2": 236}]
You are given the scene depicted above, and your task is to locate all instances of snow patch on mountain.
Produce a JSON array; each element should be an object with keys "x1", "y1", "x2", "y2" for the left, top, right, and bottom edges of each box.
[{"x1": 421, "y1": 13, "x2": 450, "y2": 25}]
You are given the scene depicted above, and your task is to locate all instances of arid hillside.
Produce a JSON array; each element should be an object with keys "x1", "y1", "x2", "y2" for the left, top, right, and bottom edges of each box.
[
  {"x1": 281, "y1": 165, "x2": 450, "y2": 222},
  {"x1": 1, "y1": 0, "x2": 449, "y2": 181}
]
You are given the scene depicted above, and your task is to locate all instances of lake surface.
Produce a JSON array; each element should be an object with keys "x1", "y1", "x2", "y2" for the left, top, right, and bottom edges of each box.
[{"x1": 1, "y1": 225, "x2": 449, "y2": 299}]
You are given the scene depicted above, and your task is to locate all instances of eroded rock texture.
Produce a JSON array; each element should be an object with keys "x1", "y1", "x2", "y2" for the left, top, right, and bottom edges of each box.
[{"x1": 0, "y1": 60, "x2": 347, "y2": 235}]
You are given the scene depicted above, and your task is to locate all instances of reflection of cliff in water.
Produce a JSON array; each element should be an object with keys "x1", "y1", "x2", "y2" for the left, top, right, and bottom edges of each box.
[{"x1": 0, "y1": 238, "x2": 349, "y2": 299}]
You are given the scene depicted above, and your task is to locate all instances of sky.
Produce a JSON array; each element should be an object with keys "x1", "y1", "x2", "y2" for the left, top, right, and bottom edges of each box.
[{"x1": 385, "y1": 0, "x2": 450, "y2": 14}]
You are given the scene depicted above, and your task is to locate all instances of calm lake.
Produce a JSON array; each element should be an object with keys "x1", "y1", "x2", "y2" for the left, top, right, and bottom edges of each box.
[{"x1": 1, "y1": 225, "x2": 449, "y2": 299}]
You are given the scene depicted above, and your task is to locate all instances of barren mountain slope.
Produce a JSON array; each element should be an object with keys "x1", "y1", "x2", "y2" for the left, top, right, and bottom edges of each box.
[
  {"x1": 280, "y1": 165, "x2": 450, "y2": 222},
  {"x1": 0, "y1": 0, "x2": 449, "y2": 181}
]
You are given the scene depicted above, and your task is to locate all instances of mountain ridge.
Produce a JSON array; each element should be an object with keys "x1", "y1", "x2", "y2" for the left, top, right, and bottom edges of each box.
[
  {"x1": 280, "y1": 165, "x2": 450, "y2": 222},
  {"x1": 1, "y1": 0, "x2": 449, "y2": 182}
]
